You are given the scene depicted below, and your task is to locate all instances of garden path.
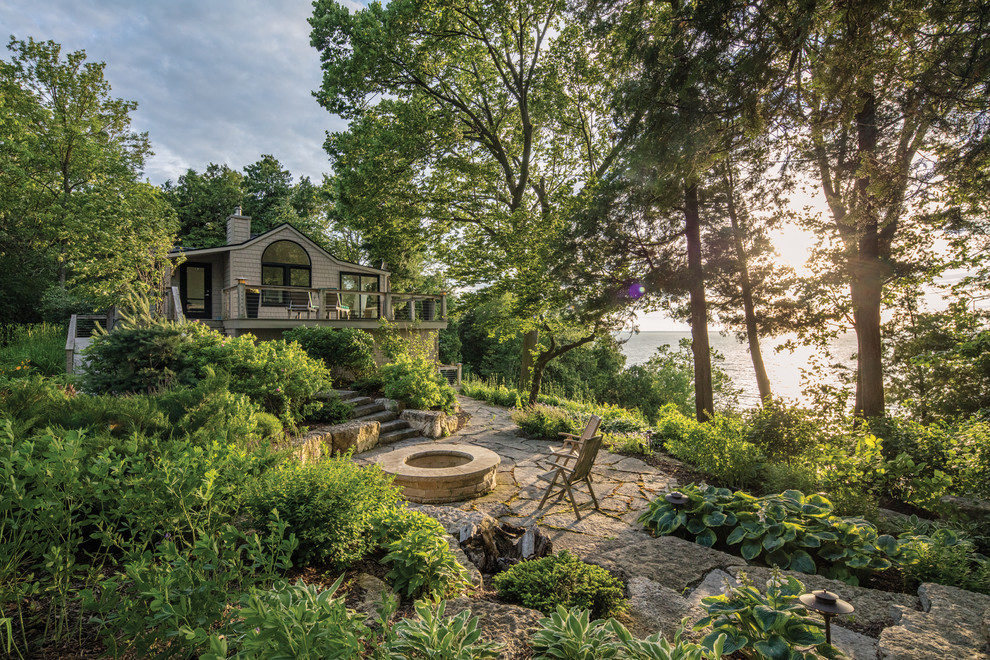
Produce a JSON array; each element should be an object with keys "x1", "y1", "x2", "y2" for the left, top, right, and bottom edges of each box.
[{"x1": 356, "y1": 395, "x2": 674, "y2": 556}]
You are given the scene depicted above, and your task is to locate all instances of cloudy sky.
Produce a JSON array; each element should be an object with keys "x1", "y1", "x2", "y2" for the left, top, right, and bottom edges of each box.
[{"x1": 1, "y1": 0, "x2": 361, "y2": 185}]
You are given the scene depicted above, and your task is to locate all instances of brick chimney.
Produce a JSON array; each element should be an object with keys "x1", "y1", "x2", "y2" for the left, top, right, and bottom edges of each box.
[{"x1": 226, "y1": 207, "x2": 251, "y2": 244}]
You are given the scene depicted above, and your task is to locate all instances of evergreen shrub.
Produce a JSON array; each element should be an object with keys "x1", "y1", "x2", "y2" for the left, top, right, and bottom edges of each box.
[
  {"x1": 493, "y1": 550, "x2": 627, "y2": 619},
  {"x1": 245, "y1": 454, "x2": 401, "y2": 568},
  {"x1": 283, "y1": 326, "x2": 377, "y2": 382}
]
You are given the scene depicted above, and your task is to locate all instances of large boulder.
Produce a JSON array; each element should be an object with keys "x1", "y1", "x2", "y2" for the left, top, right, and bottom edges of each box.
[
  {"x1": 443, "y1": 597, "x2": 545, "y2": 660},
  {"x1": 624, "y1": 576, "x2": 704, "y2": 640},
  {"x1": 288, "y1": 427, "x2": 333, "y2": 463},
  {"x1": 401, "y1": 409, "x2": 459, "y2": 438},
  {"x1": 331, "y1": 420, "x2": 380, "y2": 454},
  {"x1": 878, "y1": 583, "x2": 990, "y2": 659}
]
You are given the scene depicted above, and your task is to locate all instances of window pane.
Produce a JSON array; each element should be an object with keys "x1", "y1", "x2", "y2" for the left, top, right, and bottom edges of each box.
[
  {"x1": 262, "y1": 266, "x2": 284, "y2": 286},
  {"x1": 262, "y1": 241, "x2": 310, "y2": 265},
  {"x1": 361, "y1": 276, "x2": 379, "y2": 291},
  {"x1": 290, "y1": 268, "x2": 311, "y2": 287},
  {"x1": 341, "y1": 274, "x2": 359, "y2": 291}
]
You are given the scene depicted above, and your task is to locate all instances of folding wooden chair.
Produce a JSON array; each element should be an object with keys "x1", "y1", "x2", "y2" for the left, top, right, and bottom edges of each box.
[
  {"x1": 537, "y1": 433, "x2": 604, "y2": 520},
  {"x1": 287, "y1": 290, "x2": 317, "y2": 318}
]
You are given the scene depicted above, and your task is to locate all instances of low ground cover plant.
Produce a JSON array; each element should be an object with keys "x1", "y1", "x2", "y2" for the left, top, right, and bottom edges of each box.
[
  {"x1": 694, "y1": 569, "x2": 838, "y2": 659},
  {"x1": 530, "y1": 605, "x2": 724, "y2": 660},
  {"x1": 639, "y1": 484, "x2": 915, "y2": 584},
  {"x1": 493, "y1": 550, "x2": 627, "y2": 619},
  {"x1": 0, "y1": 323, "x2": 65, "y2": 378}
]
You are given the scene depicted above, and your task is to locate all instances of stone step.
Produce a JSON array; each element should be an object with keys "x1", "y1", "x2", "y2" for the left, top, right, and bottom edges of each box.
[
  {"x1": 379, "y1": 427, "x2": 420, "y2": 445},
  {"x1": 345, "y1": 396, "x2": 374, "y2": 407},
  {"x1": 334, "y1": 389, "x2": 357, "y2": 399},
  {"x1": 380, "y1": 419, "x2": 411, "y2": 434},
  {"x1": 357, "y1": 410, "x2": 398, "y2": 424},
  {"x1": 352, "y1": 402, "x2": 385, "y2": 417}
]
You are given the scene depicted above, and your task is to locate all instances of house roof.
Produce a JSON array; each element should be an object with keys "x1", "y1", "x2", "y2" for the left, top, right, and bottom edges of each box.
[{"x1": 169, "y1": 222, "x2": 389, "y2": 275}]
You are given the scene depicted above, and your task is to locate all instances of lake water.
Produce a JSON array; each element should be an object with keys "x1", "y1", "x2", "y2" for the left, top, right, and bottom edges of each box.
[{"x1": 618, "y1": 331, "x2": 859, "y2": 408}]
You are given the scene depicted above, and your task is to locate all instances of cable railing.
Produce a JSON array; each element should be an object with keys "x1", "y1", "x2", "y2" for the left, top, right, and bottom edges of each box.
[{"x1": 219, "y1": 284, "x2": 447, "y2": 322}]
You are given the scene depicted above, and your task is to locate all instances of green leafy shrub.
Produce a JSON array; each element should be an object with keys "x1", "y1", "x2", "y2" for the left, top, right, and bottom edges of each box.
[
  {"x1": 283, "y1": 326, "x2": 377, "y2": 382},
  {"x1": 305, "y1": 395, "x2": 354, "y2": 424},
  {"x1": 83, "y1": 319, "x2": 332, "y2": 425},
  {"x1": 244, "y1": 454, "x2": 401, "y2": 568},
  {"x1": 84, "y1": 522, "x2": 297, "y2": 659},
  {"x1": 953, "y1": 419, "x2": 990, "y2": 499},
  {"x1": 492, "y1": 550, "x2": 627, "y2": 620},
  {"x1": 385, "y1": 600, "x2": 502, "y2": 660},
  {"x1": 197, "y1": 577, "x2": 372, "y2": 660},
  {"x1": 369, "y1": 505, "x2": 447, "y2": 547},
  {"x1": 639, "y1": 484, "x2": 915, "y2": 584},
  {"x1": 382, "y1": 527, "x2": 470, "y2": 599},
  {"x1": 461, "y1": 378, "x2": 524, "y2": 408},
  {"x1": 382, "y1": 353, "x2": 458, "y2": 412},
  {"x1": 694, "y1": 570, "x2": 837, "y2": 659},
  {"x1": 745, "y1": 399, "x2": 820, "y2": 464},
  {"x1": 512, "y1": 404, "x2": 582, "y2": 439},
  {"x1": 530, "y1": 606, "x2": 722, "y2": 660},
  {"x1": 657, "y1": 408, "x2": 762, "y2": 490},
  {"x1": 900, "y1": 524, "x2": 990, "y2": 594}
]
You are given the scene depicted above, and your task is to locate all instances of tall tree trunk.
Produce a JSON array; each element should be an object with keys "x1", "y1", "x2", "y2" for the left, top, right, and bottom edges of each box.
[
  {"x1": 685, "y1": 182, "x2": 714, "y2": 421},
  {"x1": 724, "y1": 170, "x2": 772, "y2": 403},
  {"x1": 519, "y1": 329, "x2": 539, "y2": 393},
  {"x1": 851, "y1": 90, "x2": 885, "y2": 419}
]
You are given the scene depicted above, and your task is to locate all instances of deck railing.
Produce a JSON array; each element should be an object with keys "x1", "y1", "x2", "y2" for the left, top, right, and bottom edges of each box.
[
  {"x1": 65, "y1": 312, "x2": 116, "y2": 375},
  {"x1": 219, "y1": 284, "x2": 447, "y2": 323}
]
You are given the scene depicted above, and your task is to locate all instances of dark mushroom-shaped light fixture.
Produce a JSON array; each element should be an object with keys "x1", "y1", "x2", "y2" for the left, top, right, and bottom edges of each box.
[
  {"x1": 799, "y1": 589, "x2": 854, "y2": 646},
  {"x1": 665, "y1": 491, "x2": 690, "y2": 509}
]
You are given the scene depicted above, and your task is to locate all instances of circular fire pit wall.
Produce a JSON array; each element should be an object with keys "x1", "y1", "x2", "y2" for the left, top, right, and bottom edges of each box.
[{"x1": 378, "y1": 444, "x2": 501, "y2": 504}]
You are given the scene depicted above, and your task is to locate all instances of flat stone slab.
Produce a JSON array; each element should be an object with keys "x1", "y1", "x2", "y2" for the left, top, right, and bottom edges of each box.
[
  {"x1": 443, "y1": 598, "x2": 545, "y2": 660},
  {"x1": 376, "y1": 443, "x2": 500, "y2": 504},
  {"x1": 594, "y1": 536, "x2": 747, "y2": 592},
  {"x1": 624, "y1": 576, "x2": 703, "y2": 640}
]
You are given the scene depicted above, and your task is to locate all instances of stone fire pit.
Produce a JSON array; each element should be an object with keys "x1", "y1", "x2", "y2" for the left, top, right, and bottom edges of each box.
[{"x1": 377, "y1": 443, "x2": 500, "y2": 504}]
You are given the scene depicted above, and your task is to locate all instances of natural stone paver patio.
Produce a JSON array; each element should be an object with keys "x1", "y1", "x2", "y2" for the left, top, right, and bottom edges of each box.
[
  {"x1": 356, "y1": 395, "x2": 990, "y2": 659},
  {"x1": 357, "y1": 395, "x2": 672, "y2": 554}
]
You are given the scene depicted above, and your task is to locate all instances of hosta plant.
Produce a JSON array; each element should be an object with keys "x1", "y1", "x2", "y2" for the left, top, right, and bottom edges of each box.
[
  {"x1": 639, "y1": 484, "x2": 914, "y2": 584},
  {"x1": 694, "y1": 570, "x2": 840, "y2": 660},
  {"x1": 384, "y1": 600, "x2": 502, "y2": 660},
  {"x1": 529, "y1": 605, "x2": 725, "y2": 660}
]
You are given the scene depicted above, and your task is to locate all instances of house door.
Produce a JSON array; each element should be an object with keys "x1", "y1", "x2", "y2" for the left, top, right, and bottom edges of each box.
[{"x1": 180, "y1": 262, "x2": 212, "y2": 319}]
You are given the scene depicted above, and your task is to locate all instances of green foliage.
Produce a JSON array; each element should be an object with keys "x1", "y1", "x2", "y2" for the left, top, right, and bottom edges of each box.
[
  {"x1": 492, "y1": 551, "x2": 627, "y2": 620},
  {"x1": 745, "y1": 399, "x2": 820, "y2": 464},
  {"x1": 385, "y1": 600, "x2": 502, "y2": 660},
  {"x1": 382, "y1": 527, "x2": 470, "y2": 600},
  {"x1": 84, "y1": 522, "x2": 297, "y2": 659},
  {"x1": 0, "y1": 324, "x2": 65, "y2": 378},
  {"x1": 529, "y1": 606, "x2": 722, "y2": 660},
  {"x1": 897, "y1": 522, "x2": 990, "y2": 594},
  {"x1": 372, "y1": 505, "x2": 470, "y2": 600},
  {"x1": 694, "y1": 570, "x2": 838, "y2": 660},
  {"x1": 382, "y1": 352, "x2": 458, "y2": 412},
  {"x1": 512, "y1": 404, "x2": 582, "y2": 439},
  {"x1": 83, "y1": 318, "x2": 332, "y2": 425},
  {"x1": 655, "y1": 407, "x2": 762, "y2": 490},
  {"x1": 283, "y1": 326, "x2": 378, "y2": 383},
  {"x1": 639, "y1": 484, "x2": 916, "y2": 584},
  {"x1": 197, "y1": 577, "x2": 371, "y2": 660},
  {"x1": 244, "y1": 454, "x2": 401, "y2": 568},
  {"x1": 163, "y1": 163, "x2": 244, "y2": 249},
  {"x1": 1, "y1": 37, "x2": 178, "y2": 312},
  {"x1": 306, "y1": 395, "x2": 354, "y2": 425}
]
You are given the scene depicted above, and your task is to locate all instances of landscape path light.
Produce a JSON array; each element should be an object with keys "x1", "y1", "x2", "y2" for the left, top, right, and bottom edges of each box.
[
  {"x1": 799, "y1": 589, "x2": 854, "y2": 646},
  {"x1": 665, "y1": 491, "x2": 690, "y2": 510}
]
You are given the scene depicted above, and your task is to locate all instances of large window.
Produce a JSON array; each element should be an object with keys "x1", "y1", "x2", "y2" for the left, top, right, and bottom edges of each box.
[
  {"x1": 261, "y1": 241, "x2": 311, "y2": 305},
  {"x1": 341, "y1": 272, "x2": 380, "y2": 318}
]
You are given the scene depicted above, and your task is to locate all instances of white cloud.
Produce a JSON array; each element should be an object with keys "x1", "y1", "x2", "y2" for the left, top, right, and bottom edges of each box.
[{"x1": 1, "y1": 0, "x2": 353, "y2": 184}]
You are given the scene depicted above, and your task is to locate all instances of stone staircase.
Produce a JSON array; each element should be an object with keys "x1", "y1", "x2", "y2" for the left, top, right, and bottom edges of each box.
[{"x1": 335, "y1": 389, "x2": 420, "y2": 445}]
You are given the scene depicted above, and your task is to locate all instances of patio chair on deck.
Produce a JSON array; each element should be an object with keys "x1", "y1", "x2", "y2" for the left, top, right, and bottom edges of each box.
[
  {"x1": 287, "y1": 290, "x2": 318, "y2": 318},
  {"x1": 536, "y1": 432, "x2": 604, "y2": 520},
  {"x1": 325, "y1": 290, "x2": 351, "y2": 319}
]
